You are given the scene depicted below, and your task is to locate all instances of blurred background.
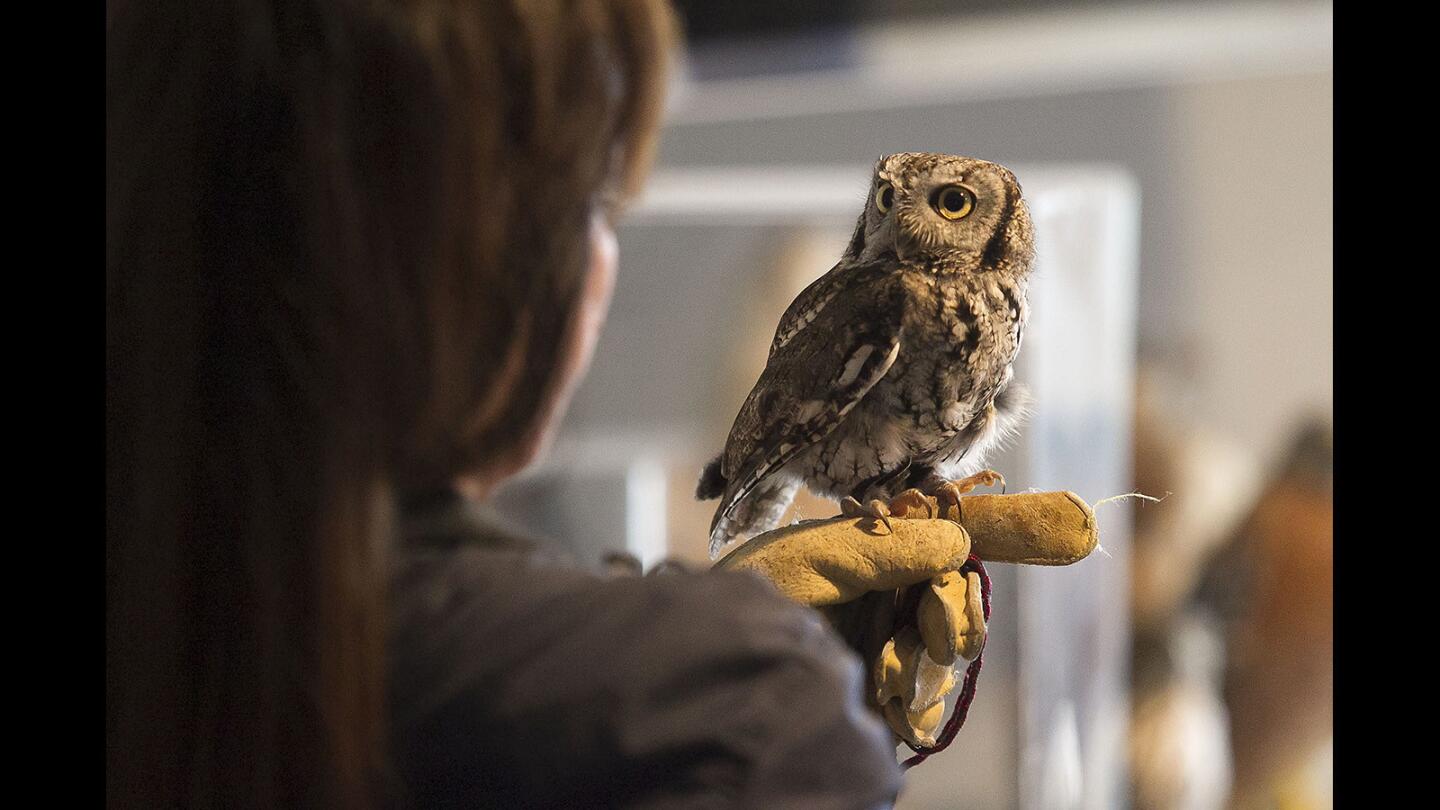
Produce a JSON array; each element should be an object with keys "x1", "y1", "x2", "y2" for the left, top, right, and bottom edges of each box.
[{"x1": 493, "y1": 1, "x2": 1333, "y2": 807}]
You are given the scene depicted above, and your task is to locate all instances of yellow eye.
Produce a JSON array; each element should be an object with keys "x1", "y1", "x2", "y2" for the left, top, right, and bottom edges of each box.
[
  {"x1": 934, "y1": 185, "x2": 976, "y2": 220},
  {"x1": 874, "y1": 182, "x2": 894, "y2": 214}
]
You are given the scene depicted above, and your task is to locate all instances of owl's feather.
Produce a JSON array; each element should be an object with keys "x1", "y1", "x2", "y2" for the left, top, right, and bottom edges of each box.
[{"x1": 767, "y1": 244, "x2": 890, "y2": 357}]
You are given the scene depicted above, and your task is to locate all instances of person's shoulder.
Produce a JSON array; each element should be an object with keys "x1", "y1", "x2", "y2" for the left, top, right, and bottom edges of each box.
[
  {"x1": 388, "y1": 493, "x2": 902, "y2": 807},
  {"x1": 389, "y1": 486, "x2": 866, "y2": 718}
]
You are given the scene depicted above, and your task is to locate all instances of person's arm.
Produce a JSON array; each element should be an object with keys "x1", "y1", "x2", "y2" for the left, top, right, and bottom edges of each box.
[{"x1": 389, "y1": 537, "x2": 901, "y2": 809}]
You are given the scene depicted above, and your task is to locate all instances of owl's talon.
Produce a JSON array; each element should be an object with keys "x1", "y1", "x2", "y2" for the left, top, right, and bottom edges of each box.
[
  {"x1": 933, "y1": 481, "x2": 964, "y2": 523},
  {"x1": 923, "y1": 470, "x2": 1006, "y2": 523},
  {"x1": 870, "y1": 500, "x2": 894, "y2": 534},
  {"x1": 841, "y1": 496, "x2": 895, "y2": 534},
  {"x1": 888, "y1": 488, "x2": 936, "y2": 519},
  {"x1": 951, "y1": 469, "x2": 1005, "y2": 494}
]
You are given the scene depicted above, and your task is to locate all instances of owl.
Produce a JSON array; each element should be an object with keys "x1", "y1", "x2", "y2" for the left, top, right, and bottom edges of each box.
[{"x1": 697, "y1": 152, "x2": 1036, "y2": 559}]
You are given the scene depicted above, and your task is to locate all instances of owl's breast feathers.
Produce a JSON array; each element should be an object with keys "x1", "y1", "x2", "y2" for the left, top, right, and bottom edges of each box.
[{"x1": 883, "y1": 263, "x2": 1027, "y2": 423}]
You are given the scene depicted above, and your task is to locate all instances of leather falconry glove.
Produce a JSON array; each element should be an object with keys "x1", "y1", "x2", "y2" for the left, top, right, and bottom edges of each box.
[{"x1": 714, "y1": 487, "x2": 1098, "y2": 750}]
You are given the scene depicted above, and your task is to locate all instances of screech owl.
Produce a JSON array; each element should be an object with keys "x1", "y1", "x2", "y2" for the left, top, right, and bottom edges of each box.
[{"x1": 696, "y1": 152, "x2": 1036, "y2": 559}]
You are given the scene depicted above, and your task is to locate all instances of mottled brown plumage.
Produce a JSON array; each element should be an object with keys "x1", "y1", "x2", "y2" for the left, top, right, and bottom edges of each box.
[{"x1": 699, "y1": 153, "x2": 1036, "y2": 558}]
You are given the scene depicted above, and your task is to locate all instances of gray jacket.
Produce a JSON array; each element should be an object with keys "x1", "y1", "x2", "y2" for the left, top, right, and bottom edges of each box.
[{"x1": 388, "y1": 492, "x2": 903, "y2": 808}]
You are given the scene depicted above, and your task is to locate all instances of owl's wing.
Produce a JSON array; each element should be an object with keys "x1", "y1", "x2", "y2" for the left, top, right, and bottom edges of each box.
[
  {"x1": 712, "y1": 265, "x2": 907, "y2": 536},
  {"x1": 767, "y1": 258, "x2": 894, "y2": 359}
]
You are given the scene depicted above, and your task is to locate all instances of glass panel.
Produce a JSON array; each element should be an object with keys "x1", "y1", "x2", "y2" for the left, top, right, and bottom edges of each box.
[{"x1": 491, "y1": 164, "x2": 1139, "y2": 809}]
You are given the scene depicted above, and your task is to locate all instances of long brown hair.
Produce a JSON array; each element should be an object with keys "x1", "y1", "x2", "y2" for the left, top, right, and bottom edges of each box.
[{"x1": 106, "y1": 1, "x2": 674, "y2": 805}]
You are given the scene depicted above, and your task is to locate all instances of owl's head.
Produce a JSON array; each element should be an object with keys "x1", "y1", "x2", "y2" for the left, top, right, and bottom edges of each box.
[{"x1": 846, "y1": 152, "x2": 1033, "y2": 273}]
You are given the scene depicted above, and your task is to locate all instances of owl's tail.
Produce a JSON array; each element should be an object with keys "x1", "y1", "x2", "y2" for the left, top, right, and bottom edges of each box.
[
  {"x1": 695, "y1": 455, "x2": 726, "y2": 500},
  {"x1": 707, "y1": 477, "x2": 800, "y2": 560}
]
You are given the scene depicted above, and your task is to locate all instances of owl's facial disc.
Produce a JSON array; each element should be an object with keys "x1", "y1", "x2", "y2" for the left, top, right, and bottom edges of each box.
[
  {"x1": 857, "y1": 154, "x2": 1023, "y2": 266},
  {"x1": 905, "y1": 171, "x2": 1006, "y2": 260}
]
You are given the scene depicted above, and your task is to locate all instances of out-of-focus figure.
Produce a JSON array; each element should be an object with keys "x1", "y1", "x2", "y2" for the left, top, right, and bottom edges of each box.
[
  {"x1": 1204, "y1": 423, "x2": 1333, "y2": 810},
  {"x1": 1129, "y1": 366, "x2": 1257, "y2": 810},
  {"x1": 1128, "y1": 364, "x2": 1333, "y2": 810},
  {"x1": 1130, "y1": 614, "x2": 1233, "y2": 810}
]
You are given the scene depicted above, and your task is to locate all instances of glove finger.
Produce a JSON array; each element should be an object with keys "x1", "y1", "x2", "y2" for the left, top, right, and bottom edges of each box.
[
  {"x1": 917, "y1": 572, "x2": 964, "y2": 666},
  {"x1": 956, "y1": 570, "x2": 987, "y2": 661},
  {"x1": 881, "y1": 697, "x2": 946, "y2": 749},
  {"x1": 873, "y1": 635, "x2": 906, "y2": 707},
  {"x1": 910, "y1": 697, "x2": 947, "y2": 743},
  {"x1": 716, "y1": 518, "x2": 971, "y2": 606},
  {"x1": 874, "y1": 622, "x2": 924, "y2": 705},
  {"x1": 918, "y1": 570, "x2": 988, "y2": 665},
  {"x1": 959, "y1": 492, "x2": 1098, "y2": 565}
]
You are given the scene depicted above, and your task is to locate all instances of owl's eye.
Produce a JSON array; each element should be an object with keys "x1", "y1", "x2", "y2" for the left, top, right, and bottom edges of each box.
[
  {"x1": 934, "y1": 185, "x2": 976, "y2": 221},
  {"x1": 874, "y1": 182, "x2": 895, "y2": 214}
]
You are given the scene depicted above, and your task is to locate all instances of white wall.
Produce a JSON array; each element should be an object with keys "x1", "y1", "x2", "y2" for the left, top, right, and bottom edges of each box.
[{"x1": 1167, "y1": 72, "x2": 1333, "y2": 460}]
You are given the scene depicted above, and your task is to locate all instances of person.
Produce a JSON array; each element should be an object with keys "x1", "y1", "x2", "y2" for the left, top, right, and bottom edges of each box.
[{"x1": 109, "y1": 1, "x2": 1075, "y2": 806}]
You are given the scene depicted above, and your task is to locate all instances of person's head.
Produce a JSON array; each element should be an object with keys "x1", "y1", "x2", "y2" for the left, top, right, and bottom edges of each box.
[{"x1": 107, "y1": 0, "x2": 675, "y2": 804}]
